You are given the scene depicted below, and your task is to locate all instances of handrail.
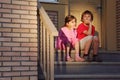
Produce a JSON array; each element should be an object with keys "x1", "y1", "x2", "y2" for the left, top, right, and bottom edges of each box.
[{"x1": 38, "y1": 4, "x2": 58, "y2": 80}]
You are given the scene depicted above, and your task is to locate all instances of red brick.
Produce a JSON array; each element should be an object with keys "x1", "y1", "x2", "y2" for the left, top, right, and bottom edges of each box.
[
  {"x1": 30, "y1": 2, "x2": 37, "y2": 6},
  {"x1": 21, "y1": 71, "x2": 37, "y2": 76},
  {"x1": 12, "y1": 19, "x2": 29, "y2": 24},
  {"x1": 0, "y1": 22, "x2": 1, "y2": 25},
  {"x1": 3, "y1": 72, "x2": 20, "y2": 77},
  {"x1": 0, "y1": 52, "x2": 1, "y2": 56},
  {"x1": 0, "y1": 0, "x2": 11, "y2": 3},
  {"x1": 3, "y1": 23, "x2": 20, "y2": 28},
  {"x1": 0, "y1": 13, "x2": 1, "y2": 17},
  {"x1": 12, "y1": 38, "x2": 29, "y2": 42},
  {"x1": 21, "y1": 43, "x2": 37, "y2": 47},
  {"x1": 0, "y1": 28, "x2": 11, "y2": 32},
  {"x1": 3, "y1": 33, "x2": 20, "y2": 37},
  {"x1": 0, "y1": 57, "x2": 11, "y2": 61},
  {"x1": 30, "y1": 48, "x2": 37, "y2": 51},
  {"x1": 0, "y1": 38, "x2": 11, "y2": 42},
  {"x1": 12, "y1": 0, "x2": 29, "y2": 5},
  {"x1": 30, "y1": 38, "x2": 37, "y2": 42},
  {"x1": 21, "y1": 6, "x2": 37, "y2": 10},
  {"x1": 12, "y1": 67, "x2": 29, "y2": 71},
  {"x1": 0, "y1": 9, "x2": 11, "y2": 13},
  {"x1": 0, "y1": 77, "x2": 11, "y2": 80},
  {"x1": 0, "y1": 67, "x2": 11, "y2": 71},
  {"x1": 3, "y1": 14, "x2": 20, "y2": 18},
  {"x1": 3, "y1": 42, "x2": 20, "y2": 47},
  {"x1": 30, "y1": 11, "x2": 37, "y2": 15},
  {"x1": 12, "y1": 47, "x2": 29, "y2": 51},
  {"x1": 21, "y1": 15, "x2": 37, "y2": 19},
  {"x1": 12, "y1": 10, "x2": 29, "y2": 14},
  {"x1": 29, "y1": 19, "x2": 37, "y2": 24},
  {"x1": 25, "y1": 0, "x2": 37, "y2": 1},
  {"x1": 0, "y1": 4, "x2": 1, "y2": 7},
  {"x1": 13, "y1": 29, "x2": 29, "y2": 33},
  {"x1": 0, "y1": 62, "x2": 1, "y2": 66},
  {"x1": 21, "y1": 52, "x2": 37, "y2": 56},
  {"x1": 30, "y1": 57, "x2": 37, "y2": 61},
  {"x1": 0, "y1": 47, "x2": 11, "y2": 51},
  {"x1": 21, "y1": 33, "x2": 37, "y2": 38},
  {"x1": 0, "y1": 18, "x2": 11, "y2": 22},
  {"x1": 21, "y1": 62, "x2": 37, "y2": 66},
  {"x1": 2, "y1": 4, "x2": 20, "y2": 9},
  {"x1": 30, "y1": 29, "x2": 37, "y2": 33},
  {"x1": 3, "y1": 62, "x2": 20, "y2": 66},
  {"x1": 0, "y1": 32, "x2": 1, "y2": 36},
  {"x1": 21, "y1": 24, "x2": 37, "y2": 28},
  {"x1": 12, "y1": 77, "x2": 29, "y2": 80},
  {"x1": 30, "y1": 66, "x2": 37, "y2": 70},
  {"x1": 12, "y1": 57, "x2": 29, "y2": 61},
  {"x1": 30, "y1": 76, "x2": 38, "y2": 80},
  {"x1": 3, "y1": 52, "x2": 20, "y2": 56}
]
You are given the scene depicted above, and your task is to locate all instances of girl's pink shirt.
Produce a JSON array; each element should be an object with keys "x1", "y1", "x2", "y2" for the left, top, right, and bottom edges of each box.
[{"x1": 56, "y1": 26, "x2": 78, "y2": 49}]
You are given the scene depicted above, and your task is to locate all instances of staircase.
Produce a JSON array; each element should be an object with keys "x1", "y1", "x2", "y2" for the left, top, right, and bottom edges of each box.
[
  {"x1": 38, "y1": 4, "x2": 120, "y2": 80},
  {"x1": 54, "y1": 51, "x2": 120, "y2": 80},
  {"x1": 39, "y1": 50, "x2": 120, "y2": 80}
]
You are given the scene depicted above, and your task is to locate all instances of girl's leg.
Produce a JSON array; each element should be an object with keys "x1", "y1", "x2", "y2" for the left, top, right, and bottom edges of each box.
[{"x1": 66, "y1": 43, "x2": 74, "y2": 61}]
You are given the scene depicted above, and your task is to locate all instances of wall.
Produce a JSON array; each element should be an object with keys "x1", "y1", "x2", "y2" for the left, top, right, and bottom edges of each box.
[
  {"x1": 40, "y1": 0, "x2": 69, "y2": 30},
  {"x1": 102, "y1": 0, "x2": 117, "y2": 51},
  {"x1": 0, "y1": 0, "x2": 38, "y2": 80}
]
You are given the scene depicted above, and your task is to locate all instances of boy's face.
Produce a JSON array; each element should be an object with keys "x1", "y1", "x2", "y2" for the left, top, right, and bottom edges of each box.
[{"x1": 82, "y1": 14, "x2": 92, "y2": 24}]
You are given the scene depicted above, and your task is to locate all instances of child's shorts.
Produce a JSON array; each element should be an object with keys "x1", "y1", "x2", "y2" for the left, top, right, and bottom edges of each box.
[{"x1": 80, "y1": 35, "x2": 93, "y2": 50}]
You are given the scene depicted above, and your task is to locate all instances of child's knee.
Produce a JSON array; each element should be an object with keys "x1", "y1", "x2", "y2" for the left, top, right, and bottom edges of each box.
[{"x1": 87, "y1": 35, "x2": 93, "y2": 41}]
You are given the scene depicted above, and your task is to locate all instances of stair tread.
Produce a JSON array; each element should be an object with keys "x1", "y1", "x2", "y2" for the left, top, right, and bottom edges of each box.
[
  {"x1": 55, "y1": 61, "x2": 120, "y2": 65},
  {"x1": 55, "y1": 74, "x2": 120, "y2": 78}
]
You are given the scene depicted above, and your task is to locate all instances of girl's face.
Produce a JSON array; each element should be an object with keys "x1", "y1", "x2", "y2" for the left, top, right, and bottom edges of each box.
[
  {"x1": 66, "y1": 19, "x2": 76, "y2": 28},
  {"x1": 82, "y1": 14, "x2": 92, "y2": 24}
]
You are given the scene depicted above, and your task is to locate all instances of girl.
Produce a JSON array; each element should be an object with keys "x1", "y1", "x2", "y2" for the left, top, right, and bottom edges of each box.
[
  {"x1": 57, "y1": 15, "x2": 84, "y2": 62},
  {"x1": 77, "y1": 10, "x2": 102, "y2": 62}
]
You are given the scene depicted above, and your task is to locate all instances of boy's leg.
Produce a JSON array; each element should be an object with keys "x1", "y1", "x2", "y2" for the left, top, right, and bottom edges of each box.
[
  {"x1": 80, "y1": 36, "x2": 93, "y2": 61},
  {"x1": 92, "y1": 36, "x2": 102, "y2": 62},
  {"x1": 93, "y1": 36, "x2": 99, "y2": 55}
]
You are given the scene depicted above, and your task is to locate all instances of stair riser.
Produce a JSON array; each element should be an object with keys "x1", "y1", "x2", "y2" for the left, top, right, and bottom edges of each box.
[
  {"x1": 55, "y1": 64, "x2": 120, "y2": 74},
  {"x1": 55, "y1": 78, "x2": 120, "y2": 80},
  {"x1": 55, "y1": 51, "x2": 120, "y2": 62}
]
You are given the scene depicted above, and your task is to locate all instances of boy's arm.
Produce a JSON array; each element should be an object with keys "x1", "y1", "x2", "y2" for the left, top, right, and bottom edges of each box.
[{"x1": 83, "y1": 21, "x2": 92, "y2": 35}]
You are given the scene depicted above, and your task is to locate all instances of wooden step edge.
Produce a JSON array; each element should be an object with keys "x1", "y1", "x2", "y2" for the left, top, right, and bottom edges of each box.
[
  {"x1": 55, "y1": 74, "x2": 120, "y2": 79},
  {"x1": 55, "y1": 61, "x2": 120, "y2": 65}
]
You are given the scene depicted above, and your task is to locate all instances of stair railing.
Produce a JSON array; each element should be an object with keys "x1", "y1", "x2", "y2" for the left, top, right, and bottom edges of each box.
[{"x1": 38, "y1": 5, "x2": 58, "y2": 80}]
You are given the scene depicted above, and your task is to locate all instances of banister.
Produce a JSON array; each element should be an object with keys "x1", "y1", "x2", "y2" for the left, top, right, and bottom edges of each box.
[
  {"x1": 38, "y1": 3, "x2": 58, "y2": 80},
  {"x1": 39, "y1": 6, "x2": 58, "y2": 36}
]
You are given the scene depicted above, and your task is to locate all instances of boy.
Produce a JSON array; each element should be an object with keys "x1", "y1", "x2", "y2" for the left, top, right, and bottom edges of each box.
[{"x1": 77, "y1": 10, "x2": 102, "y2": 62}]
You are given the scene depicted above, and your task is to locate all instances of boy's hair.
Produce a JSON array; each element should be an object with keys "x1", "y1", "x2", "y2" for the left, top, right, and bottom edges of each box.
[
  {"x1": 81, "y1": 10, "x2": 93, "y2": 22},
  {"x1": 64, "y1": 15, "x2": 76, "y2": 26}
]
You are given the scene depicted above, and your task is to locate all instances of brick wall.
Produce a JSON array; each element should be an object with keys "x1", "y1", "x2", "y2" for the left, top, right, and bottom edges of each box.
[{"x1": 0, "y1": 0, "x2": 38, "y2": 80}]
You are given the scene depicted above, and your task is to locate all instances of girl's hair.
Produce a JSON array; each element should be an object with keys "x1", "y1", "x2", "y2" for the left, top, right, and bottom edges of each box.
[
  {"x1": 64, "y1": 15, "x2": 76, "y2": 26},
  {"x1": 81, "y1": 10, "x2": 93, "y2": 22}
]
